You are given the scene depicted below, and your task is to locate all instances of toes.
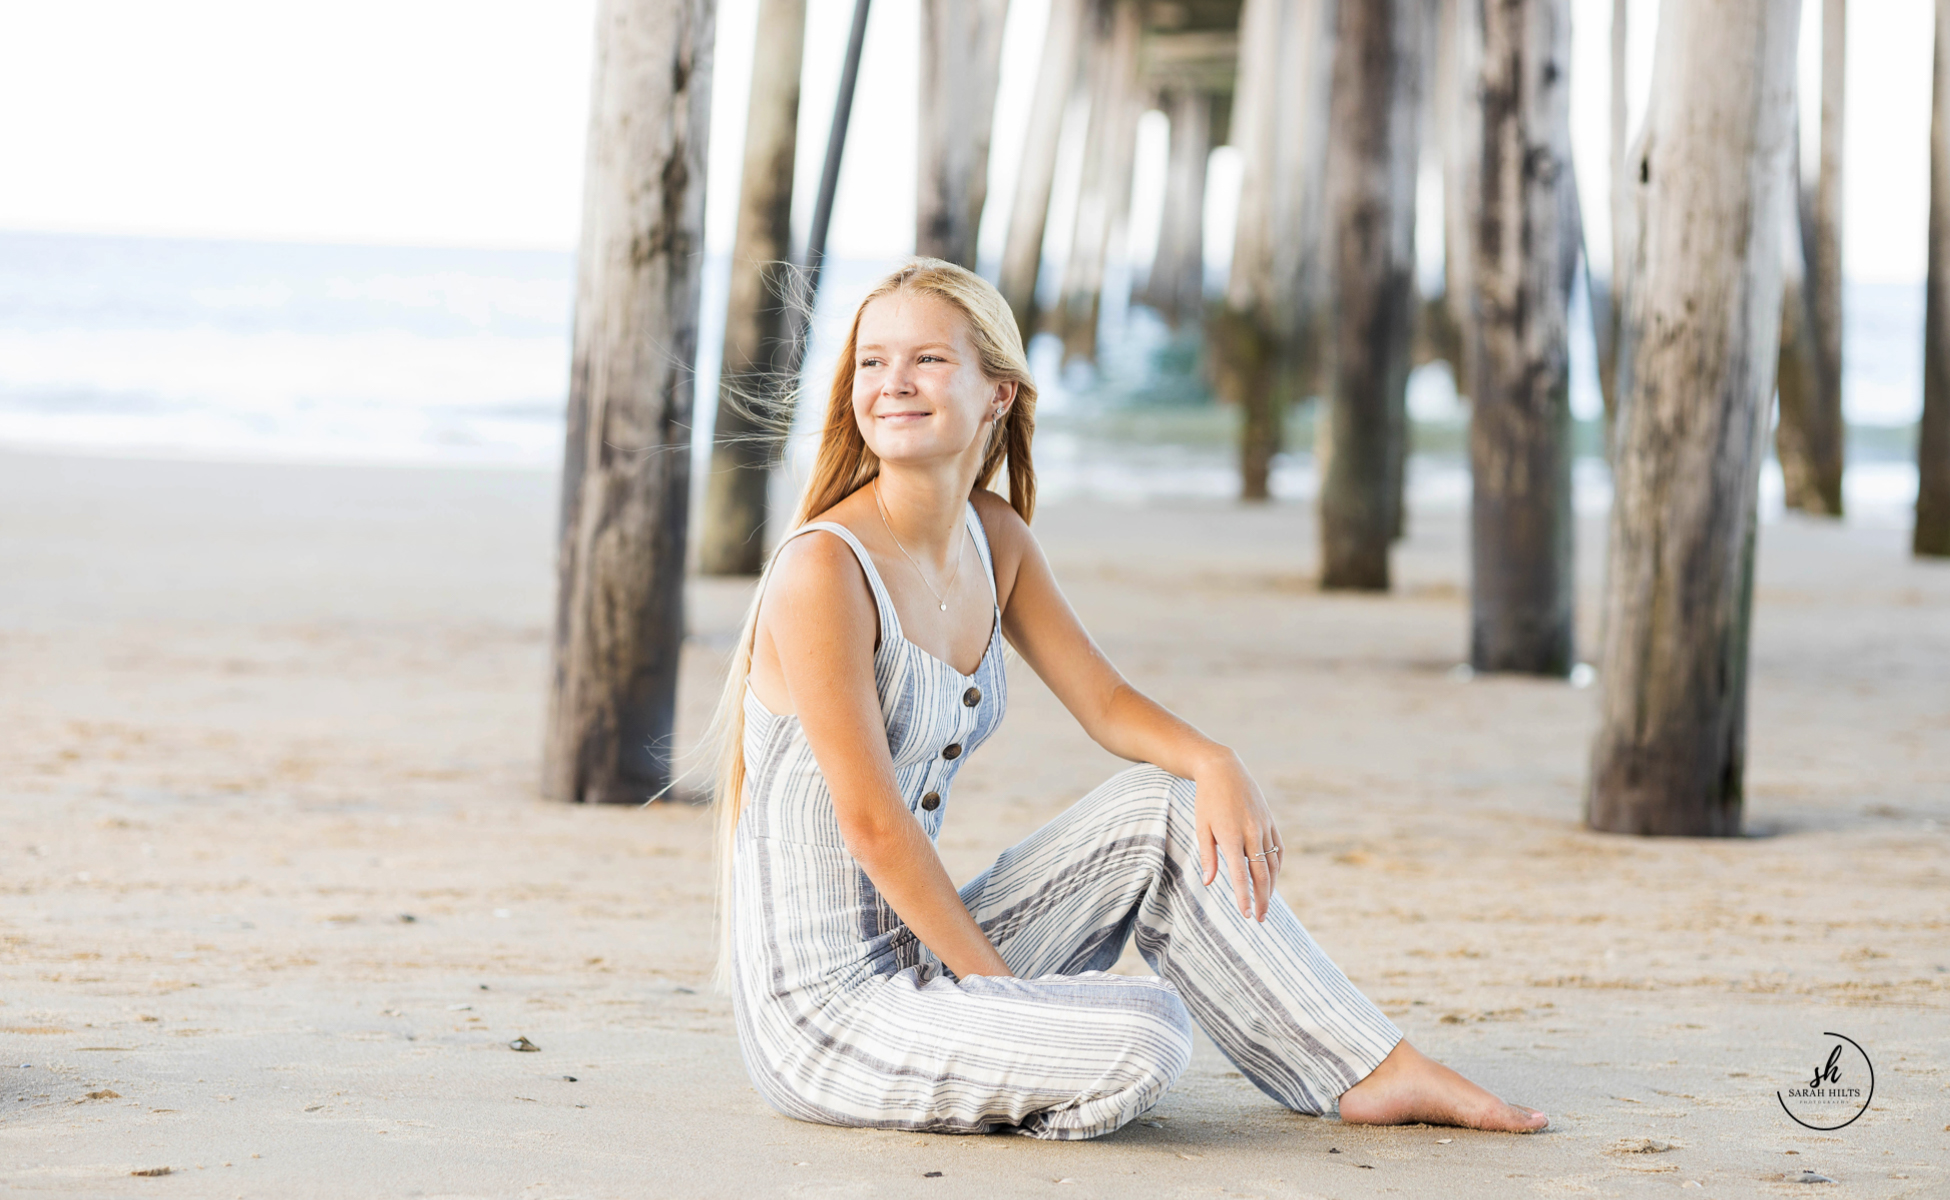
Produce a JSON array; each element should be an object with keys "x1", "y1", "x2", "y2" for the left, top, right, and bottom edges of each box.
[{"x1": 1469, "y1": 1102, "x2": 1547, "y2": 1132}]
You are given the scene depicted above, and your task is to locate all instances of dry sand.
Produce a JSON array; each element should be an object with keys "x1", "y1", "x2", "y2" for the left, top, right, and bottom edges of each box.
[{"x1": 1, "y1": 448, "x2": 1946, "y2": 1198}]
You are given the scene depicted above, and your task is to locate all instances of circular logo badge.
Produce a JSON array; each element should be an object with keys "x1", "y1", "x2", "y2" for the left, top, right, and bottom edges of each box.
[{"x1": 1777, "y1": 1032, "x2": 1874, "y2": 1130}]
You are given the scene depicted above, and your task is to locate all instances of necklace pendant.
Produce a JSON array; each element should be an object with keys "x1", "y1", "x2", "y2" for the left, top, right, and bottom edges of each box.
[{"x1": 939, "y1": 602, "x2": 948, "y2": 611}]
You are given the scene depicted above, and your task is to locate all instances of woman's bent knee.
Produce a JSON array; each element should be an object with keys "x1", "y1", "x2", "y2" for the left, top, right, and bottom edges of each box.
[
  {"x1": 1088, "y1": 764, "x2": 1193, "y2": 830},
  {"x1": 1026, "y1": 986, "x2": 1192, "y2": 1140}
]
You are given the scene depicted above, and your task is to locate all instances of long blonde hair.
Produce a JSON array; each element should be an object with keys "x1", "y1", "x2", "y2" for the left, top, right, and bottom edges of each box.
[{"x1": 705, "y1": 258, "x2": 1039, "y2": 987}]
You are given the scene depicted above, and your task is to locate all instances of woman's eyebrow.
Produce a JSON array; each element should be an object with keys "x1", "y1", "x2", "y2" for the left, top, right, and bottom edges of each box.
[{"x1": 855, "y1": 341, "x2": 958, "y2": 354}]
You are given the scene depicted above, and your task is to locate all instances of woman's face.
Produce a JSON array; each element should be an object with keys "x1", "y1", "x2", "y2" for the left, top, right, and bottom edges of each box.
[{"x1": 851, "y1": 290, "x2": 1013, "y2": 472}]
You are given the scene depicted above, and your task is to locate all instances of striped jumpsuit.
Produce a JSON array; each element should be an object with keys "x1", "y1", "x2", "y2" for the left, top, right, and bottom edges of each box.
[{"x1": 729, "y1": 503, "x2": 1403, "y2": 1140}]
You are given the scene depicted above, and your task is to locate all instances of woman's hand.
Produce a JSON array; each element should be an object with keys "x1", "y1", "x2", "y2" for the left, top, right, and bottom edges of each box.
[{"x1": 1192, "y1": 749, "x2": 1284, "y2": 921}]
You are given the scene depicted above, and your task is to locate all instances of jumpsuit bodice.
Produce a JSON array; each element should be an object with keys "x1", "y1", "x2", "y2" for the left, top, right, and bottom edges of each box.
[{"x1": 731, "y1": 502, "x2": 1009, "y2": 1006}]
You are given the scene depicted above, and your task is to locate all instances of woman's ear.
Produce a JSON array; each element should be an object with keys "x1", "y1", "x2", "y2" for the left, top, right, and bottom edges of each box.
[{"x1": 992, "y1": 380, "x2": 1018, "y2": 420}]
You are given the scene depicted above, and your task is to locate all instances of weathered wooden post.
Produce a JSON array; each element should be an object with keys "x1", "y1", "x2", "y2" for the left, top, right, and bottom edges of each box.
[
  {"x1": 1145, "y1": 88, "x2": 1213, "y2": 326},
  {"x1": 1000, "y1": 0, "x2": 1088, "y2": 343},
  {"x1": 1385, "y1": 3, "x2": 1440, "y2": 540},
  {"x1": 917, "y1": 0, "x2": 1011, "y2": 268},
  {"x1": 1775, "y1": 127, "x2": 1822, "y2": 513},
  {"x1": 1217, "y1": 0, "x2": 1334, "y2": 501},
  {"x1": 699, "y1": 0, "x2": 805, "y2": 577},
  {"x1": 1586, "y1": 0, "x2": 1802, "y2": 836},
  {"x1": 1920, "y1": 0, "x2": 1950, "y2": 557},
  {"x1": 1466, "y1": 0, "x2": 1578, "y2": 676},
  {"x1": 1319, "y1": 0, "x2": 1425, "y2": 588},
  {"x1": 1273, "y1": 0, "x2": 1338, "y2": 415},
  {"x1": 1226, "y1": 1, "x2": 1278, "y2": 494},
  {"x1": 1783, "y1": 0, "x2": 1848, "y2": 515},
  {"x1": 1270, "y1": 0, "x2": 1336, "y2": 381},
  {"x1": 545, "y1": 0, "x2": 715, "y2": 804},
  {"x1": 1426, "y1": 0, "x2": 1475, "y2": 385},
  {"x1": 1595, "y1": 0, "x2": 1628, "y2": 432},
  {"x1": 1217, "y1": 0, "x2": 1283, "y2": 500},
  {"x1": 1057, "y1": 0, "x2": 1145, "y2": 363}
]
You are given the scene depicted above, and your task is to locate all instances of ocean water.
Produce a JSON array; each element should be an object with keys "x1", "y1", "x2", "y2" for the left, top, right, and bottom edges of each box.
[
  {"x1": 0, "y1": 230, "x2": 1924, "y2": 522},
  {"x1": 0, "y1": 234, "x2": 574, "y2": 465}
]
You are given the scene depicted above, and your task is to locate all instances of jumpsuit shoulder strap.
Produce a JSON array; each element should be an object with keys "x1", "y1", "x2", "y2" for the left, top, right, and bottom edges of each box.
[
  {"x1": 964, "y1": 501, "x2": 1001, "y2": 608},
  {"x1": 772, "y1": 520, "x2": 903, "y2": 645}
]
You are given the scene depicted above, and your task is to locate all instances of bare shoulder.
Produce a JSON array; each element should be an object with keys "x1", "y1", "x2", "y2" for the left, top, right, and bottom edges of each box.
[{"x1": 759, "y1": 526, "x2": 879, "y2": 648}]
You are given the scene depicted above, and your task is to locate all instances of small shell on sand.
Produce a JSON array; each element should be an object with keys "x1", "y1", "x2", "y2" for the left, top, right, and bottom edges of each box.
[{"x1": 1607, "y1": 1137, "x2": 1679, "y2": 1154}]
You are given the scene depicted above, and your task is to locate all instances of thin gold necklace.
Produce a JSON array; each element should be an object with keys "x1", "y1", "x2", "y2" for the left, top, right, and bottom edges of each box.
[{"x1": 872, "y1": 477, "x2": 966, "y2": 612}]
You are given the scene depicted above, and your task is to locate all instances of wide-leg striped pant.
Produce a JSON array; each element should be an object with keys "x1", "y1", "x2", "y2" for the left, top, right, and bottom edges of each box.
[{"x1": 755, "y1": 764, "x2": 1404, "y2": 1140}]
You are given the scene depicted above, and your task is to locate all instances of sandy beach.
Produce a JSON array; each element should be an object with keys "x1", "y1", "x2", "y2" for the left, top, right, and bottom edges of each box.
[{"x1": 2, "y1": 447, "x2": 1946, "y2": 1198}]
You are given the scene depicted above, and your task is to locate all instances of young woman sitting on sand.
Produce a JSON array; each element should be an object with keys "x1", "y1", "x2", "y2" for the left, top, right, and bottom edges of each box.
[{"x1": 710, "y1": 258, "x2": 1548, "y2": 1140}]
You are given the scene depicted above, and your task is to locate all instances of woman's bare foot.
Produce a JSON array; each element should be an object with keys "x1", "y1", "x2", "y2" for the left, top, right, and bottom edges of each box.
[{"x1": 1336, "y1": 1038, "x2": 1548, "y2": 1132}]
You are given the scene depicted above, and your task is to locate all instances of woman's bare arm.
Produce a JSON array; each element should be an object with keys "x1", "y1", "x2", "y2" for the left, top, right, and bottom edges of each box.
[
  {"x1": 976, "y1": 494, "x2": 1283, "y2": 919},
  {"x1": 759, "y1": 532, "x2": 1012, "y2": 978}
]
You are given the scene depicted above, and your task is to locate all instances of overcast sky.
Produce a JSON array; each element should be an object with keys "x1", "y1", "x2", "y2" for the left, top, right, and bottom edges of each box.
[{"x1": 0, "y1": 0, "x2": 1933, "y2": 283}]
